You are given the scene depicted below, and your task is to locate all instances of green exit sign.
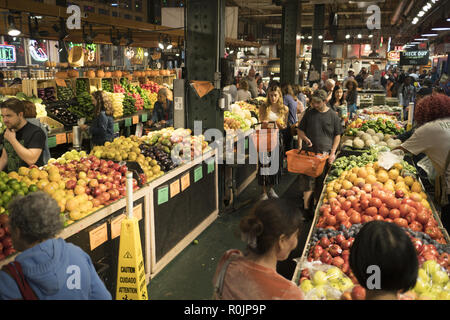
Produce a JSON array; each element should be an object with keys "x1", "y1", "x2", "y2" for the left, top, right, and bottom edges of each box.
[{"x1": 0, "y1": 45, "x2": 16, "y2": 63}]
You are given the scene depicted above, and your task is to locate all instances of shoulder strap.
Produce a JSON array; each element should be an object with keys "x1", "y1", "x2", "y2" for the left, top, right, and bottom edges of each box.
[
  {"x1": 2, "y1": 262, "x2": 38, "y2": 300},
  {"x1": 213, "y1": 255, "x2": 238, "y2": 300}
]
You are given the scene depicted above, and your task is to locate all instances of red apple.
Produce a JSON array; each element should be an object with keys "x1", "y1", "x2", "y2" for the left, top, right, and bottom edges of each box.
[
  {"x1": 65, "y1": 180, "x2": 77, "y2": 190},
  {"x1": 329, "y1": 244, "x2": 343, "y2": 257},
  {"x1": 350, "y1": 212, "x2": 361, "y2": 224},
  {"x1": 332, "y1": 256, "x2": 345, "y2": 268},
  {"x1": 335, "y1": 234, "x2": 346, "y2": 245},
  {"x1": 319, "y1": 237, "x2": 331, "y2": 249},
  {"x1": 320, "y1": 251, "x2": 332, "y2": 265},
  {"x1": 395, "y1": 190, "x2": 405, "y2": 198}
]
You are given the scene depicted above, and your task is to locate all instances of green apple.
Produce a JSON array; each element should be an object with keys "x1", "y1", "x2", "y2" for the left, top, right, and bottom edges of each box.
[
  {"x1": 300, "y1": 279, "x2": 314, "y2": 293},
  {"x1": 312, "y1": 271, "x2": 328, "y2": 286},
  {"x1": 432, "y1": 270, "x2": 449, "y2": 285},
  {"x1": 326, "y1": 267, "x2": 343, "y2": 282},
  {"x1": 419, "y1": 291, "x2": 437, "y2": 300},
  {"x1": 423, "y1": 260, "x2": 440, "y2": 276},
  {"x1": 329, "y1": 281, "x2": 341, "y2": 291},
  {"x1": 418, "y1": 269, "x2": 430, "y2": 282},
  {"x1": 339, "y1": 277, "x2": 354, "y2": 292},
  {"x1": 314, "y1": 285, "x2": 327, "y2": 299},
  {"x1": 414, "y1": 278, "x2": 430, "y2": 294},
  {"x1": 444, "y1": 282, "x2": 450, "y2": 291}
]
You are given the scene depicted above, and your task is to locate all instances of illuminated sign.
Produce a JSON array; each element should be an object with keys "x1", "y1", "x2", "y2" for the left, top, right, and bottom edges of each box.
[
  {"x1": 29, "y1": 40, "x2": 48, "y2": 62},
  {"x1": 0, "y1": 45, "x2": 16, "y2": 63},
  {"x1": 400, "y1": 50, "x2": 429, "y2": 66},
  {"x1": 387, "y1": 51, "x2": 400, "y2": 61}
]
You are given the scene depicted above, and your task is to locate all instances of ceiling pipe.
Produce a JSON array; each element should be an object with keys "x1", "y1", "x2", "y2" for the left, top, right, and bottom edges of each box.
[{"x1": 391, "y1": 0, "x2": 408, "y2": 26}]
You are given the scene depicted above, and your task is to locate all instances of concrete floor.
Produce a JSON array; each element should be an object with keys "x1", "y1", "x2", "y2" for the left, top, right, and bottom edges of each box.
[{"x1": 147, "y1": 172, "x2": 312, "y2": 300}]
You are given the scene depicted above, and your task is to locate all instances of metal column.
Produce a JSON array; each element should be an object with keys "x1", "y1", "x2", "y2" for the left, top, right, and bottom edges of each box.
[
  {"x1": 281, "y1": 0, "x2": 301, "y2": 85},
  {"x1": 185, "y1": 0, "x2": 224, "y2": 133},
  {"x1": 311, "y1": 4, "x2": 325, "y2": 78}
]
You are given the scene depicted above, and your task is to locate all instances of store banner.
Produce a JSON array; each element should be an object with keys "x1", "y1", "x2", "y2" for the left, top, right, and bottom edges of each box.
[
  {"x1": 162, "y1": 7, "x2": 184, "y2": 28},
  {"x1": 225, "y1": 6, "x2": 238, "y2": 39},
  {"x1": 400, "y1": 50, "x2": 430, "y2": 66}
]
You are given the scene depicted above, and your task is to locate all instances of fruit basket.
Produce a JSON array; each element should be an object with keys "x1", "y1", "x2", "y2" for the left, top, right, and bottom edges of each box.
[{"x1": 39, "y1": 116, "x2": 65, "y2": 134}]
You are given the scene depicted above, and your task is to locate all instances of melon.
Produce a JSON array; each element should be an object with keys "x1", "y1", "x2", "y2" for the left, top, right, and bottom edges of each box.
[
  {"x1": 96, "y1": 70, "x2": 105, "y2": 78},
  {"x1": 104, "y1": 71, "x2": 112, "y2": 78},
  {"x1": 87, "y1": 70, "x2": 96, "y2": 78},
  {"x1": 113, "y1": 70, "x2": 122, "y2": 78}
]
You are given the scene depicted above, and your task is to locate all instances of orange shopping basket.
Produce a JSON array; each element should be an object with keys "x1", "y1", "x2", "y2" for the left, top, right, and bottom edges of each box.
[
  {"x1": 286, "y1": 149, "x2": 329, "y2": 177},
  {"x1": 250, "y1": 122, "x2": 279, "y2": 153}
]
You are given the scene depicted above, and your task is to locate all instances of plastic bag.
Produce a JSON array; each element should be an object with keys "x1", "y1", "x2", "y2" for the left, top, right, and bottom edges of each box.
[
  {"x1": 417, "y1": 156, "x2": 437, "y2": 182},
  {"x1": 378, "y1": 149, "x2": 404, "y2": 170},
  {"x1": 297, "y1": 261, "x2": 355, "y2": 300}
]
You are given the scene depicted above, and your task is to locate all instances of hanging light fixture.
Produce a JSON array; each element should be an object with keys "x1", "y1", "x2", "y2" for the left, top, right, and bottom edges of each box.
[{"x1": 7, "y1": 15, "x2": 21, "y2": 37}]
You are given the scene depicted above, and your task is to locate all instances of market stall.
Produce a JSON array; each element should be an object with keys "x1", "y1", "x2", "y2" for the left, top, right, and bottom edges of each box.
[{"x1": 290, "y1": 109, "x2": 450, "y2": 300}]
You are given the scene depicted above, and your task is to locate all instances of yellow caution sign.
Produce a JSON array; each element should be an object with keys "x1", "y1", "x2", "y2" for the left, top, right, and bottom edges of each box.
[{"x1": 115, "y1": 216, "x2": 148, "y2": 300}]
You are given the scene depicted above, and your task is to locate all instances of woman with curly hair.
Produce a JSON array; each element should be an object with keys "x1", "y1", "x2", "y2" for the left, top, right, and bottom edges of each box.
[
  {"x1": 80, "y1": 90, "x2": 114, "y2": 147},
  {"x1": 398, "y1": 93, "x2": 450, "y2": 231}
]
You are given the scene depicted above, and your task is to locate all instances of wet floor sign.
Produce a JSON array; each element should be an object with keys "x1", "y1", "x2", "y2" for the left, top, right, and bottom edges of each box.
[{"x1": 116, "y1": 217, "x2": 148, "y2": 300}]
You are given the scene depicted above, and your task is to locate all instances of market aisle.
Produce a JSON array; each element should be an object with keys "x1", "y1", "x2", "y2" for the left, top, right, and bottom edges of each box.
[{"x1": 147, "y1": 172, "x2": 312, "y2": 300}]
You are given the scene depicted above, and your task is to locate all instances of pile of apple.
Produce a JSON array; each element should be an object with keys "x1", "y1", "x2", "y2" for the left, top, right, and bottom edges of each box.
[
  {"x1": 317, "y1": 162, "x2": 446, "y2": 244},
  {"x1": 410, "y1": 260, "x2": 450, "y2": 300},
  {"x1": 0, "y1": 213, "x2": 14, "y2": 260},
  {"x1": 113, "y1": 84, "x2": 126, "y2": 93},
  {"x1": 140, "y1": 81, "x2": 160, "y2": 93},
  {"x1": 410, "y1": 236, "x2": 450, "y2": 273}
]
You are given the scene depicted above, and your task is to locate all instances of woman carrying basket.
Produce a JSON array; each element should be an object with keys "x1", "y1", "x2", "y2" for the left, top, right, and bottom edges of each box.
[
  {"x1": 257, "y1": 86, "x2": 289, "y2": 200},
  {"x1": 296, "y1": 89, "x2": 343, "y2": 218}
]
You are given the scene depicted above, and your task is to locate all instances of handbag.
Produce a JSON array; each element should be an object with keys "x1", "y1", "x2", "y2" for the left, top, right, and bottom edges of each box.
[
  {"x1": 212, "y1": 255, "x2": 238, "y2": 300},
  {"x1": 2, "y1": 261, "x2": 38, "y2": 300}
]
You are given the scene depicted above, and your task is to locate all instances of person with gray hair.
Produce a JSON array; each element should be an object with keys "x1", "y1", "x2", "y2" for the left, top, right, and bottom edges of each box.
[
  {"x1": 244, "y1": 67, "x2": 258, "y2": 98},
  {"x1": 0, "y1": 192, "x2": 112, "y2": 300},
  {"x1": 323, "y1": 79, "x2": 336, "y2": 103}
]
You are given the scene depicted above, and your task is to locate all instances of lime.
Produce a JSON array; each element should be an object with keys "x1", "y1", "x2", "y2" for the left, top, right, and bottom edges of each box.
[
  {"x1": 11, "y1": 183, "x2": 21, "y2": 191},
  {"x1": 15, "y1": 190, "x2": 25, "y2": 197},
  {"x1": 21, "y1": 187, "x2": 29, "y2": 195},
  {"x1": 20, "y1": 182, "x2": 28, "y2": 189},
  {"x1": 0, "y1": 182, "x2": 7, "y2": 192},
  {"x1": 1, "y1": 194, "x2": 10, "y2": 205},
  {"x1": 7, "y1": 179, "x2": 18, "y2": 186},
  {"x1": 4, "y1": 190, "x2": 13, "y2": 198},
  {"x1": 29, "y1": 185, "x2": 38, "y2": 193}
]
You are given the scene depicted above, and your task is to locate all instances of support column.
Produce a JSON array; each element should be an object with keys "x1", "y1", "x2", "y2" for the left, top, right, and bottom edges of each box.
[
  {"x1": 281, "y1": 0, "x2": 301, "y2": 84},
  {"x1": 311, "y1": 4, "x2": 325, "y2": 79},
  {"x1": 185, "y1": 0, "x2": 224, "y2": 133}
]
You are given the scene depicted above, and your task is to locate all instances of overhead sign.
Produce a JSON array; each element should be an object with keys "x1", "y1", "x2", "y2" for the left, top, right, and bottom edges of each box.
[
  {"x1": 400, "y1": 50, "x2": 429, "y2": 66},
  {"x1": 387, "y1": 51, "x2": 400, "y2": 61},
  {"x1": 0, "y1": 45, "x2": 16, "y2": 63}
]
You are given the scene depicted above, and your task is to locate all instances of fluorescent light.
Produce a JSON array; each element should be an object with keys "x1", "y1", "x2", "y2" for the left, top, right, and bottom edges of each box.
[
  {"x1": 307, "y1": 36, "x2": 312, "y2": 39},
  {"x1": 176, "y1": 53, "x2": 179, "y2": 57},
  {"x1": 412, "y1": 18, "x2": 419, "y2": 24},
  {"x1": 357, "y1": 34, "x2": 362, "y2": 38},
  {"x1": 422, "y1": 33, "x2": 438, "y2": 36},
  {"x1": 324, "y1": 40, "x2": 333, "y2": 43},
  {"x1": 8, "y1": 28, "x2": 20, "y2": 36},
  {"x1": 447, "y1": 18, "x2": 450, "y2": 22},
  {"x1": 318, "y1": 35, "x2": 323, "y2": 39},
  {"x1": 410, "y1": 42, "x2": 420, "y2": 44},
  {"x1": 296, "y1": 35, "x2": 301, "y2": 40},
  {"x1": 414, "y1": 38, "x2": 428, "y2": 41},
  {"x1": 229, "y1": 50, "x2": 234, "y2": 54},
  {"x1": 159, "y1": 43, "x2": 164, "y2": 49},
  {"x1": 345, "y1": 34, "x2": 350, "y2": 39},
  {"x1": 431, "y1": 27, "x2": 450, "y2": 31},
  {"x1": 144, "y1": 51, "x2": 148, "y2": 57},
  {"x1": 167, "y1": 44, "x2": 173, "y2": 50},
  {"x1": 301, "y1": 35, "x2": 305, "y2": 39},
  {"x1": 368, "y1": 34, "x2": 373, "y2": 38}
]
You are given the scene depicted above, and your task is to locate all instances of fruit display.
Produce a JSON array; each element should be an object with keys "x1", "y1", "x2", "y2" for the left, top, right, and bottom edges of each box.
[
  {"x1": 342, "y1": 129, "x2": 402, "y2": 150},
  {"x1": 345, "y1": 117, "x2": 404, "y2": 137},
  {"x1": 141, "y1": 81, "x2": 160, "y2": 93},
  {"x1": 224, "y1": 104, "x2": 257, "y2": 132},
  {"x1": 70, "y1": 92, "x2": 95, "y2": 121},
  {"x1": 101, "y1": 79, "x2": 113, "y2": 93},
  {"x1": 360, "y1": 105, "x2": 403, "y2": 118},
  {"x1": 139, "y1": 144, "x2": 176, "y2": 175},
  {"x1": 114, "y1": 84, "x2": 126, "y2": 94},
  {"x1": 0, "y1": 213, "x2": 15, "y2": 260},
  {"x1": 134, "y1": 86, "x2": 151, "y2": 110},
  {"x1": 57, "y1": 85, "x2": 75, "y2": 101},
  {"x1": 298, "y1": 262, "x2": 356, "y2": 300},
  {"x1": 236, "y1": 100, "x2": 259, "y2": 115},
  {"x1": 143, "y1": 91, "x2": 158, "y2": 110},
  {"x1": 38, "y1": 87, "x2": 57, "y2": 102},
  {"x1": 410, "y1": 260, "x2": 450, "y2": 300},
  {"x1": 111, "y1": 93, "x2": 124, "y2": 119}
]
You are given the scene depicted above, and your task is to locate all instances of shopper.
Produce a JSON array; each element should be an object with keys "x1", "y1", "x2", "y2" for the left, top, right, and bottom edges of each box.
[
  {"x1": 213, "y1": 199, "x2": 304, "y2": 300},
  {"x1": 355, "y1": 67, "x2": 367, "y2": 88},
  {"x1": 236, "y1": 79, "x2": 252, "y2": 102},
  {"x1": 244, "y1": 68, "x2": 258, "y2": 98},
  {"x1": 344, "y1": 79, "x2": 358, "y2": 120},
  {"x1": 0, "y1": 98, "x2": 46, "y2": 172},
  {"x1": 22, "y1": 101, "x2": 51, "y2": 165},
  {"x1": 397, "y1": 93, "x2": 450, "y2": 231},
  {"x1": 80, "y1": 90, "x2": 114, "y2": 147},
  {"x1": 293, "y1": 84, "x2": 306, "y2": 113},
  {"x1": 281, "y1": 83, "x2": 299, "y2": 151},
  {"x1": 222, "y1": 79, "x2": 238, "y2": 103},
  {"x1": 297, "y1": 89, "x2": 343, "y2": 217},
  {"x1": 343, "y1": 69, "x2": 355, "y2": 88},
  {"x1": 329, "y1": 86, "x2": 347, "y2": 127},
  {"x1": 323, "y1": 79, "x2": 335, "y2": 103},
  {"x1": 398, "y1": 76, "x2": 416, "y2": 121},
  {"x1": 149, "y1": 87, "x2": 174, "y2": 127},
  {"x1": 257, "y1": 85, "x2": 288, "y2": 200},
  {"x1": 257, "y1": 78, "x2": 266, "y2": 97},
  {"x1": 0, "y1": 71, "x2": 4, "y2": 87},
  {"x1": 430, "y1": 66, "x2": 439, "y2": 85},
  {"x1": 0, "y1": 192, "x2": 112, "y2": 300},
  {"x1": 349, "y1": 221, "x2": 418, "y2": 300}
]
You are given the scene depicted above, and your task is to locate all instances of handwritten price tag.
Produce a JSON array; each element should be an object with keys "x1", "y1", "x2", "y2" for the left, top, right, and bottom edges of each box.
[
  {"x1": 132, "y1": 116, "x2": 139, "y2": 124},
  {"x1": 56, "y1": 133, "x2": 67, "y2": 145}
]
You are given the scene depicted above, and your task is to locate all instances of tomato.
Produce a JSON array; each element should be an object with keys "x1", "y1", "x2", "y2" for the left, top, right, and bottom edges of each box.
[
  {"x1": 361, "y1": 199, "x2": 370, "y2": 210},
  {"x1": 379, "y1": 205, "x2": 390, "y2": 218},
  {"x1": 336, "y1": 211, "x2": 348, "y2": 223},
  {"x1": 374, "y1": 215, "x2": 384, "y2": 221},
  {"x1": 394, "y1": 218, "x2": 408, "y2": 228},
  {"x1": 365, "y1": 206, "x2": 378, "y2": 217},
  {"x1": 369, "y1": 197, "x2": 383, "y2": 208},
  {"x1": 331, "y1": 205, "x2": 341, "y2": 216},
  {"x1": 326, "y1": 215, "x2": 337, "y2": 226},
  {"x1": 384, "y1": 218, "x2": 393, "y2": 223},
  {"x1": 361, "y1": 215, "x2": 374, "y2": 223},
  {"x1": 341, "y1": 201, "x2": 352, "y2": 211},
  {"x1": 350, "y1": 212, "x2": 362, "y2": 224},
  {"x1": 399, "y1": 204, "x2": 410, "y2": 217},
  {"x1": 386, "y1": 197, "x2": 400, "y2": 210},
  {"x1": 389, "y1": 209, "x2": 401, "y2": 220}
]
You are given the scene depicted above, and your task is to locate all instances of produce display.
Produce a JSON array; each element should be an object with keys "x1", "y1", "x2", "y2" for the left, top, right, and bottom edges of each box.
[
  {"x1": 111, "y1": 92, "x2": 124, "y2": 118},
  {"x1": 236, "y1": 100, "x2": 259, "y2": 115},
  {"x1": 38, "y1": 87, "x2": 57, "y2": 102},
  {"x1": 224, "y1": 104, "x2": 257, "y2": 132},
  {"x1": 141, "y1": 81, "x2": 160, "y2": 93},
  {"x1": 56, "y1": 85, "x2": 75, "y2": 101},
  {"x1": 122, "y1": 94, "x2": 136, "y2": 116},
  {"x1": 46, "y1": 101, "x2": 79, "y2": 126},
  {"x1": 14, "y1": 92, "x2": 47, "y2": 118},
  {"x1": 360, "y1": 105, "x2": 403, "y2": 118},
  {"x1": 70, "y1": 91, "x2": 95, "y2": 121},
  {"x1": 101, "y1": 79, "x2": 113, "y2": 93},
  {"x1": 346, "y1": 117, "x2": 404, "y2": 137},
  {"x1": 76, "y1": 78, "x2": 89, "y2": 95}
]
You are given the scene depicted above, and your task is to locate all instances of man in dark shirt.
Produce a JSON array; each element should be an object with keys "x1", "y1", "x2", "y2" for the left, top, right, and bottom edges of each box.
[
  {"x1": 296, "y1": 90, "x2": 343, "y2": 217},
  {"x1": 0, "y1": 98, "x2": 46, "y2": 172}
]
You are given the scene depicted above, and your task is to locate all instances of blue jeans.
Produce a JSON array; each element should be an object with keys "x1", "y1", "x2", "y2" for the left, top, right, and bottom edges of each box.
[{"x1": 348, "y1": 104, "x2": 357, "y2": 119}]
